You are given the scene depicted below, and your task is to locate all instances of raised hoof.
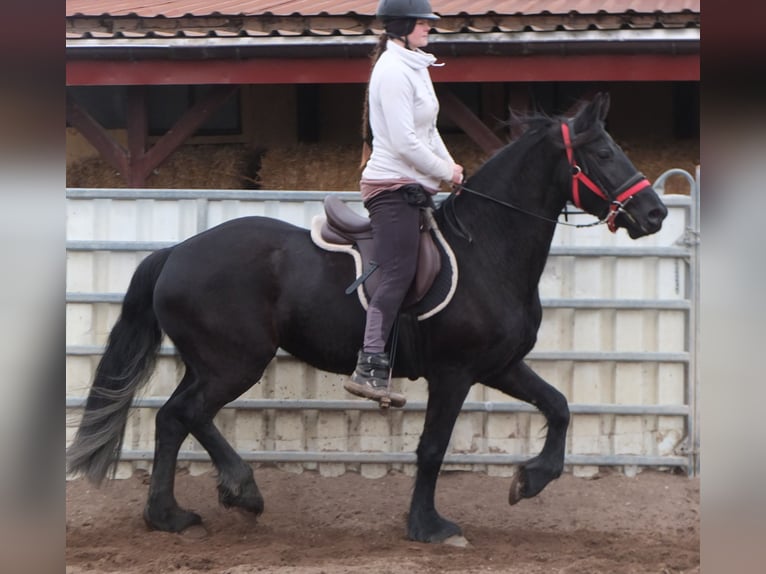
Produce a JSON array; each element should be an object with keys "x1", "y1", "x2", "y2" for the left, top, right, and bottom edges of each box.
[
  {"x1": 508, "y1": 473, "x2": 524, "y2": 505},
  {"x1": 508, "y1": 463, "x2": 561, "y2": 505},
  {"x1": 143, "y1": 505, "x2": 202, "y2": 533},
  {"x1": 218, "y1": 480, "x2": 264, "y2": 516}
]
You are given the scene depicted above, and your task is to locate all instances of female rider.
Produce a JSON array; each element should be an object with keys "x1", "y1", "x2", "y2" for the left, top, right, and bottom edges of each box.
[{"x1": 344, "y1": 0, "x2": 464, "y2": 407}]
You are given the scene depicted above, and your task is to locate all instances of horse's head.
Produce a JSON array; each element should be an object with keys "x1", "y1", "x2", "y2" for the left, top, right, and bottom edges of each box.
[{"x1": 564, "y1": 93, "x2": 668, "y2": 238}]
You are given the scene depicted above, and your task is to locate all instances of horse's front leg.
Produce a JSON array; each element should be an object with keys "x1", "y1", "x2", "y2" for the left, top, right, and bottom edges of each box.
[
  {"x1": 484, "y1": 360, "x2": 570, "y2": 504},
  {"x1": 408, "y1": 375, "x2": 472, "y2": 543}
]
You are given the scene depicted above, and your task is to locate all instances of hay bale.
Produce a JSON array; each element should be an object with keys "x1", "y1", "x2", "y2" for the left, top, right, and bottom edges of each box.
[
  {"x1": 66, "y1": 157, "x2": 125, "y2": 189},
  {"x1": 257, "y1": 136, "x2": 489, "y2": 192},
  {"x1": 443, "y1": 134, "x2": 491, "y2": 177},
  {"x1": 258, "y1": 144, "x2": 362, "y2": 191},
  {"x1": 618, "y1": 138, "x2": 700, "y2": 195},
  {"x1": 66, "y1": 144, "x2": 257, "y2": 189},
  {"x1": 65, "y1": 135, "x2": 698, "y2": 195}
]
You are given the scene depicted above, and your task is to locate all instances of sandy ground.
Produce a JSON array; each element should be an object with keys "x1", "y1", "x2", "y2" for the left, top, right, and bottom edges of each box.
[{"x1": 66, "y1": 466, "x2": 699, "y2": 573}]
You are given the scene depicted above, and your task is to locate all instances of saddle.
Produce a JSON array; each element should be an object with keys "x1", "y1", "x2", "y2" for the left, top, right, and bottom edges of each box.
[{"x1": 319, "y1": 195, "x2": 441, "y2": 308}]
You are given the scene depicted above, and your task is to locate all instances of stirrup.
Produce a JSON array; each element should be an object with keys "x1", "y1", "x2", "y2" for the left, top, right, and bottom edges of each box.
[
  {"x1": 344, "y1": 377, "x2": 407, "y2": 409},
  {"x1": 344, "y1": 352, "x2": 406, "y2": 408}
]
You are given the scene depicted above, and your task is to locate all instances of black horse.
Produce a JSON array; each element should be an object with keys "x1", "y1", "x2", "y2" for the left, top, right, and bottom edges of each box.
[{"x1": 67, "y1": 93, "x2": 667, "y2": 543}]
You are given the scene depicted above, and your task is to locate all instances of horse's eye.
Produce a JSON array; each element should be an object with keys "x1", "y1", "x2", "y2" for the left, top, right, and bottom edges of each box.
[{"x1": 597, "y1": 148, "x2": 613, "y2": 159}]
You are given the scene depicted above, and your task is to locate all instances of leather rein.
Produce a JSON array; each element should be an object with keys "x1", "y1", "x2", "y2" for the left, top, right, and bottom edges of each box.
[{"x1": 448, "y1": 122, "x2": 652, "y2": 239}]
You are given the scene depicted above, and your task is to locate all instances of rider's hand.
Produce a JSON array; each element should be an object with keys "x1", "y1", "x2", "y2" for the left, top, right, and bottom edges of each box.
[{"x1": 451, "y1": 164, "x2": 464, "y2": 185}]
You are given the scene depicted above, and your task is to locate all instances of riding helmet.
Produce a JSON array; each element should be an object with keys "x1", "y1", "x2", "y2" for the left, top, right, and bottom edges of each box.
[{"x1": 376, "y1": 0, "x2": 439, "y2": 21}]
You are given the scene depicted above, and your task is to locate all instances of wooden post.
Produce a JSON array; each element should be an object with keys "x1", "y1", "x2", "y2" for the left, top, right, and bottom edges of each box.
[{"x1": 126, "y1": 86, "x2": 149, "y2": 187}]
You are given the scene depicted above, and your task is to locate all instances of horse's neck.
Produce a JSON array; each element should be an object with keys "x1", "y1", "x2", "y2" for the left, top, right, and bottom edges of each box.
[
  {"x1": 483, "y1": 202, "x2": 559, "y2": 290},
  {"x1": 441, "y1": 142, "x2": 567, "y2": 292}
]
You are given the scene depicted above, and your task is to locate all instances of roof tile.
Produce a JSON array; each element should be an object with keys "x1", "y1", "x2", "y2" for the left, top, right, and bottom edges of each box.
[
  {"x1": 66, "y1": 1, "x2": 700, "y2": 41},
  {"x1": 66, "y1": 1, "x2": 700, "y2": 18}
]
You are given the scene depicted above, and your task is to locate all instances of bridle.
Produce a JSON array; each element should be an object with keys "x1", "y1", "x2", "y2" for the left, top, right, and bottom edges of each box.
[
  {"x1": 561, "y1": 122, "x2": 651, "y2": 233},
  {"x1": 446, "y1": 121, "x2": 654, "y2": 241}
]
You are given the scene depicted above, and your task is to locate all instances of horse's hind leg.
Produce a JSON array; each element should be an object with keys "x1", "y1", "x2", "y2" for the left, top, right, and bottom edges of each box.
[
  {"x1": 144, "y1": 367, "x2": 266, "y2": 532},
  {"x1": 191, "y1": 419, "x2": 263, "y2": 515},
  {"x1": 144, "y1": 372, "x2": 203, "y2": 532},
  {"x1": 484, "y1": 360, "x2": 570, "y2": 504},
  {"x1": 408, "y1": 375, "x2": 473, "y2": 543}
]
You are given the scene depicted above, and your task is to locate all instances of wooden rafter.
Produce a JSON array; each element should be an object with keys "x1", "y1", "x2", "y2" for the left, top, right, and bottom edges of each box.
[
  {"x1": 436, "y1": 87, "x2": 504, "y2": 155},
  {"x1": 66, "y1": 85, "x2": 238, "y2": 187}
]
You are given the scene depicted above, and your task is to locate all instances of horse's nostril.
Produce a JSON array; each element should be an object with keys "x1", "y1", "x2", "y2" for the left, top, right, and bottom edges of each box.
[{"x1": 648, "y1": 206, "x2": 668, "y2": 225}]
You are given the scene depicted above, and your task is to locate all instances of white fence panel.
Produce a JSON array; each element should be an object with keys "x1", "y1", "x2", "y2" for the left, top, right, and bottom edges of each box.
[{"x1": 66, "y1": 173, "x2": 699, "y2": 479}]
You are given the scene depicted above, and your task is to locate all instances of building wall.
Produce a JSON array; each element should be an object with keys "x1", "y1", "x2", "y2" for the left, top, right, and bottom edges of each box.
[
  {"x1": 243, "y1": 85, "x2": 298, "y2": 148},
  {"x1": 66, "y1": 81, "x2": 698, "y2": 165},
  {"x1": 607, "y1": 83, "x2": 676, "y2": 139}
]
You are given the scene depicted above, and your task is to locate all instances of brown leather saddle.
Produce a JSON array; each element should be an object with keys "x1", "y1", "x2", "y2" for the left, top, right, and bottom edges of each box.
[{"x1": 319, "y1": 195, "x2": 442, "y2": 307}]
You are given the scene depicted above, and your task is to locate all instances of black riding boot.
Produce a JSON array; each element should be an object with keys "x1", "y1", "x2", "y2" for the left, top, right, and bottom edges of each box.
[{"x1": 344, "y1": 351, "x2": 406, "y2": 408}]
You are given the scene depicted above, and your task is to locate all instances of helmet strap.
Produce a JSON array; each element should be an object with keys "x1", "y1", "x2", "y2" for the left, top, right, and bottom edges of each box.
[
  {"x1": 385, "y1": 32, "x2": 410, "y2": 49},
  {"x1": 384, "y1": 18, "x2": 416, "y2": 49}
]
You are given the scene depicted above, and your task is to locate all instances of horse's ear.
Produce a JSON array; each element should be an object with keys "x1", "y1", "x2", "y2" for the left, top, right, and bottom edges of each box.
[
  {"x1": 573, "y1": 92, "x2": 610, "y2": 131},
  {"x1": 595, "y1": 92, "x2": 610, "y2": 121}
]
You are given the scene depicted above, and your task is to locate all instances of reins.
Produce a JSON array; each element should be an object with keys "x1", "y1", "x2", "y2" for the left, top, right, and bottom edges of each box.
[
  {"x1": 452, "y1": 184, "x2": 606, "y2": 228},
  {"x1": 444, "y1": 121, "x2": 653, "y2": 242}
]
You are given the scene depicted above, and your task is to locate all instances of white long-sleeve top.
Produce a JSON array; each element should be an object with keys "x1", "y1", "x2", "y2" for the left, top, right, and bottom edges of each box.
[{"x1": 361, "y1": 40, "x2": 455, "y2": 194}]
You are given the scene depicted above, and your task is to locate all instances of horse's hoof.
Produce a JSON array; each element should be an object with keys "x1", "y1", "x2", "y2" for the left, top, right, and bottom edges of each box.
[
  {"x1": 443, "y1": 535, "x2": 470, "y2": 547},
  {"x1": 179, "y1": 524, "x2": 209, "y2": 540},
  {"x1": 218, "y1": 479, "x2": 264, "y2": 516},
  {"x1": 508, "y1": 473, "x2": 524, "y2": 505},
  {"x1": 143, "y1": 505, "x2": 202, "y2": 533},
  {"x1": 407, "y1": 512, "x2": 463, "y2": 543}
]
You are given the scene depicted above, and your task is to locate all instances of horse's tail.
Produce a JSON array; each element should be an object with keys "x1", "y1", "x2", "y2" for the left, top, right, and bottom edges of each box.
[{"x1": 66, "y1": 247, "x2": 173, "y2": 485}]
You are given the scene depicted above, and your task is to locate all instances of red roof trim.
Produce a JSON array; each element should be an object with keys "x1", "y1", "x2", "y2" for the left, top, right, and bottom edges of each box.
[{"x1": 67, "y1": 53, "x2": 699, "y2": 86}]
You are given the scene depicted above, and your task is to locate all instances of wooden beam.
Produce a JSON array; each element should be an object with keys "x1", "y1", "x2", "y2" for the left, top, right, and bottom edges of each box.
[
  {"x1": 141, "y1": 85, "x2": 238, "y2": 179},
  {"x1": 66, "y1": 91, "x2": 128, "y2": 176},
  {"x1": 68, "y1": 85, "x2": 238, "y2": 187},
  {"x1": 436, "y1": 87, "x2": 504, "y2": 155}
]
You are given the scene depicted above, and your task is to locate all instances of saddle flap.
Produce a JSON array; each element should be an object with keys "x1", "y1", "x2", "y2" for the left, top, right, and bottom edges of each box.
[{"x1": 410, "y1": 228, "x2": 441, "y2": 303}]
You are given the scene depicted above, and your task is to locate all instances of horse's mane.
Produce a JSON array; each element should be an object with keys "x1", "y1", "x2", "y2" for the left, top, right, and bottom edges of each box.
[
  {"x1": 437, "y1": 105, "x2": 606, "y2": 237},
  {"x1": 463, "y1": 113, "x2": 553, "y2": 188},
  {"x1": 467, "y1": 106, "x2": 604, "y2": 184}
]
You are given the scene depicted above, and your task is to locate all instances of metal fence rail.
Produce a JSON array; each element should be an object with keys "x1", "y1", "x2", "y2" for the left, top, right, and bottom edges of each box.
[{"x1": 66, "y1": 173, "x2": 700, "y2": 477}]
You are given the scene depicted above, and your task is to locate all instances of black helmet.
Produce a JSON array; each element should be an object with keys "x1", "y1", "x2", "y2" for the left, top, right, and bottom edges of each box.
[{"x1": 376, "y1": 0, "x2": 439, "y2": 21}]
